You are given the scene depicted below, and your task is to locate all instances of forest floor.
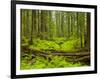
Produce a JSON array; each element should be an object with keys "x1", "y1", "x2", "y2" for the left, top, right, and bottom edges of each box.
[
  {"x1": 20, "y1": 49, "x2": 90, "y2": 70},
  {"x1": 20, "y1": 38, "x2": 90, "y2": 70}
]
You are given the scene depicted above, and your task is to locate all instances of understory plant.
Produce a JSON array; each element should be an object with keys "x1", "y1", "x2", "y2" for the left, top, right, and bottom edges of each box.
[{"x1": 21, "y1": 55, "x2": 83, "y2": 70}]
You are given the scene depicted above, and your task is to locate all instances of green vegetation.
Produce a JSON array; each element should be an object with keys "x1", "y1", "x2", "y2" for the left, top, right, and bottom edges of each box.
[
  {"x1": 20, "y1": 9, "x2": 90, "y2": 69},
  {"x1": 21, "y1": 55, "x2": 83, "y2": 70},
  {"x1": 22, "y1": 37, "x2": 85, "y2": 53}
]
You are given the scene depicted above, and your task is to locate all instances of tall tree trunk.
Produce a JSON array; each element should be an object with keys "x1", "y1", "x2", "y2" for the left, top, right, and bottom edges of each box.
[
  {"x1": 86, "y1": 13, "x2": 90, "y2": 50},
  {"x1": 30, "y1": 10, "x2": 34, "y2": 44}
]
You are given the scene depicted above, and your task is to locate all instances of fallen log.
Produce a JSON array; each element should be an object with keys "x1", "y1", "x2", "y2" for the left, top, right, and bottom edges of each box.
[
  {"x1": 72, "y1": 55, "x2": 90, "y2": 62},
  {"x1": 51, "y1": 52, "x2": 90, "y2": 56},
  {"x1": 22, "y1": 47, "x2": 90, "y2": 61},
  {"x1": 27, "y1": 48, "x2": 90, "y2": 56}
]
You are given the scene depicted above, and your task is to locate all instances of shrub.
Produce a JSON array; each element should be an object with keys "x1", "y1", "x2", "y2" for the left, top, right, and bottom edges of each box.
[
  {"x1": 21, "y1": 55, "x2": 82, "y2": 70},
  {"x1": 52, "y1": 37, "x2": 67, "y2": 45},
  {"x1": 30, "y1": 40, "x2": 60, "y2": 51},
  {"x1": 61, "y1": 39, "x2": 80, "y2": 52},
  {"x1": 22, "y1": 36, "x2": 29, "y2": 44}
]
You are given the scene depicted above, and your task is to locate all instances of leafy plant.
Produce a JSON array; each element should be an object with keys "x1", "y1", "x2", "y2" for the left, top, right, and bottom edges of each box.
[
  {"x1": 52, "y1": 37, "x2": 67, "y2": 45},
  {"x1": 21, "y1": 55, "x2": 83, "y2": 70},
  {"x1": 29, "y1": 40, "x2": 60, "y2": 51},
  {"x1": 61, "y1": 39, "x2": 81, "y2": 52}
]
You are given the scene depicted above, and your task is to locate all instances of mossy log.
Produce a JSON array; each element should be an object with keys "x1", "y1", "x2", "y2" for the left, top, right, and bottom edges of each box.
[
  {"x1": 51, "y1": 52, "x2": 90, "y2": 56},
  {"x1": 22, "y1": 46, "x2": 90, "y2": 56},
  {"x1": 69, "y1": 55, "x2": 90, "y2": 62},
  {"x1": 22, "y1": 47, "x2": 90, "y2": 62}
]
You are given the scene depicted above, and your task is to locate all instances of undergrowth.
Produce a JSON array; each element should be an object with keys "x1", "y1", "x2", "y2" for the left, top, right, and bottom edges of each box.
[
  {"x1": 21, "y1": 37, "x2": 89, "y2": 70},
  {"x1": 21, "y1": 55, "x2": 84, "y2": 70}
]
